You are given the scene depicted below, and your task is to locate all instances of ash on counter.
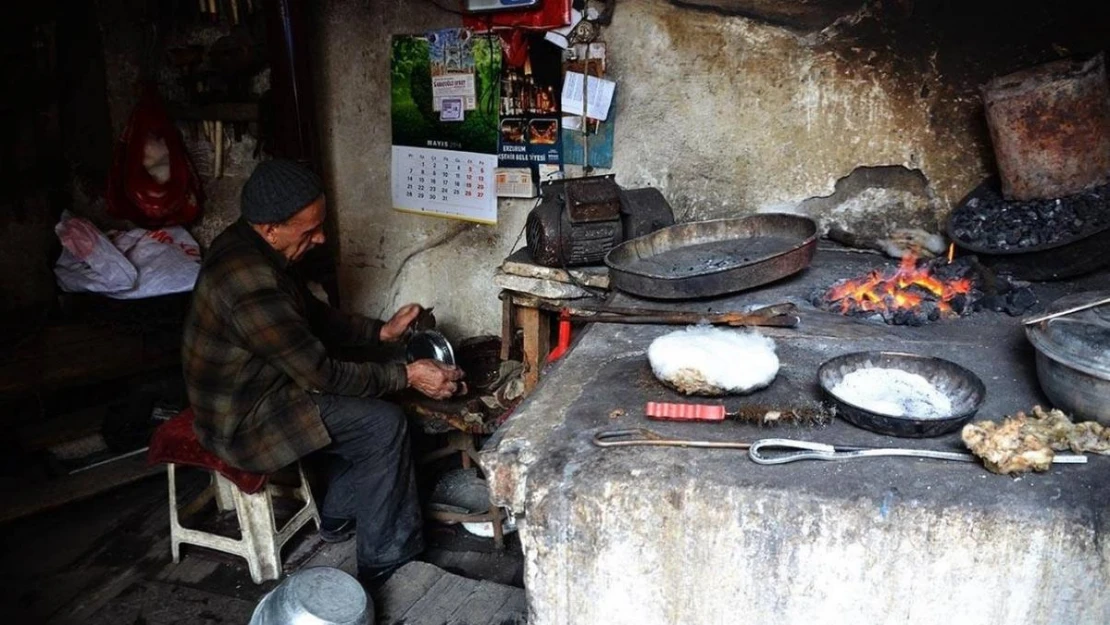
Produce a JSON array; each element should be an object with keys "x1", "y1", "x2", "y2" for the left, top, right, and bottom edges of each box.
[{"x1": 949, "y1": 181, "x2": 1110, "y2": 251}]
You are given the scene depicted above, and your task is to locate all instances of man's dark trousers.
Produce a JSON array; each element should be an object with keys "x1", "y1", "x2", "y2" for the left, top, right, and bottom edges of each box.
[{"x1": 311, "y1": 394, "x2": 424, "y2": 571}]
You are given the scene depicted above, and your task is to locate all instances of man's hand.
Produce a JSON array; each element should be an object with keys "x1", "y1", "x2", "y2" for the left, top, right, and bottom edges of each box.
[
  {"x1": 380, "y1": 303, "x2": 423, "y2": 342},
  {"x1": 406, "y1": 359, "x2": 465, "y2": 400}
]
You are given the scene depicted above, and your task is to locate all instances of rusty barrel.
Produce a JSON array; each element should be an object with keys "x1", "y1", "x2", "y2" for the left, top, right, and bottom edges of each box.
[{"x1": 982, "y1": 53, "x2": 1110, "y2": 201}]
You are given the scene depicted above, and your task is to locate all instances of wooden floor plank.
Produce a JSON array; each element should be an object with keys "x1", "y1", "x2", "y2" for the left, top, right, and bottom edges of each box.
[
  {"x1": 296, "y1": 535, "x2": 357, "y2": 576},
  {"x1": 376, "y1": 561, "x2": 447, "y2": 624},
  {"x1": 77, "y1": 579, "x2": 257, "y2": 625},
  {"x1": 496, "y1": 587, "x2": 529, "y2": 623},
  {"x1": 399, "y1": 572, "x2": 483, "y2": 625},
  {"x1": 422, "y1": 546, "x2": 523, "y2": 587},
  {"x1": 443, "y1": 579, "x2": 520, "y2": 625}
]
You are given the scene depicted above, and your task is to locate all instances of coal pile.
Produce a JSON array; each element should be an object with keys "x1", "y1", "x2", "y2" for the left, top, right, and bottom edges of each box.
[
  {"x1": 811, "y1": 256, "x2": 1038, "y2": 326},
  {"x1": 949, "y1": 180, "x2": 1110, "y2": 251}
]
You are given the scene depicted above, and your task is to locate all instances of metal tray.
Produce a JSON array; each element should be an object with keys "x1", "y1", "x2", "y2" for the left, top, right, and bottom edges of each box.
[
  {"x1": 947, "y1": 179, "x2": 1110, "y2": 280},
  {"x1": 604, "y1": 213, "x2": 818, "y2": 299},
  {"x1": 817, "y1": 351, "x2": 986, "y2": 438}
]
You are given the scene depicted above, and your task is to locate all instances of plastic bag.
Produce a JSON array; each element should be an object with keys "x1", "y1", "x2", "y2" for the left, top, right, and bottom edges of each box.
[
  {"x1": 108, "y1": 226, "x2": 201, "y2": 299},
  {"x1": 106, "y1": 82, "x2": 203, "y2": 227},
  {"x1": 54, "y1": 213, "x2": 201, "y2": 299},
  {"x1": 54, "y1": 212, "x2": 138, "y2": 294}
]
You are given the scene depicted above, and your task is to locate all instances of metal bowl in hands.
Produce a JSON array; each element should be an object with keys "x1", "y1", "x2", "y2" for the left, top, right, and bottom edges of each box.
[
  {"x1": 406, "y1": 329, "x2": 456, "y2": 367},
  {"x1": 817, "y1": 351, "x2": 986, "y2": 438}
]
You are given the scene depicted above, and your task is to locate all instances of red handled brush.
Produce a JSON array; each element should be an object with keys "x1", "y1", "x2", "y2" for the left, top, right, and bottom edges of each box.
[{"x1": 645, "y1": 401, "x2": 831, "y2": 426}]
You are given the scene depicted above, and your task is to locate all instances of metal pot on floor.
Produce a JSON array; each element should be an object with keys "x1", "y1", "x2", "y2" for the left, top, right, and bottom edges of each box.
[{"x1": 249, "y1": 567, "x2": 371, "y2": 625}]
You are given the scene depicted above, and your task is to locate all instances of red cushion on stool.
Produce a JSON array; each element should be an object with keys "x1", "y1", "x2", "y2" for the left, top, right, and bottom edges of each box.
[{"x1": 148, "y1": 408, "x2": 268, "y2": 494}]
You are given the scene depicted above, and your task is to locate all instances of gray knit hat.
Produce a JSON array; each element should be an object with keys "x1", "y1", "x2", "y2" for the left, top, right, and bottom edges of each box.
[{"x1": 240, "y1": 159, "x2": 324, "y2": 224}]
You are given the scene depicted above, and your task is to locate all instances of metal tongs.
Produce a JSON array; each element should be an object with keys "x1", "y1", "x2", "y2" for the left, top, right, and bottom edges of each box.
[
  {"x1": 748, "y1": 438, "x2": 1089, "y2": 465},
  {"x1": 1022, "y1": 295, "x2": 1110, "y2": 326},
  {"x1": 592, "y1": 430, "x2": 1090, "y2": 466},
  {"x1": 593, "y1": 428, "x2": 753, "y2": 450}
]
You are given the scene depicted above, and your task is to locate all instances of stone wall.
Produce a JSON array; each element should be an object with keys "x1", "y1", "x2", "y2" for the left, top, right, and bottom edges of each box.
[{"x1": 315, "y1": 0, "x2": 1110, "y2": 338}]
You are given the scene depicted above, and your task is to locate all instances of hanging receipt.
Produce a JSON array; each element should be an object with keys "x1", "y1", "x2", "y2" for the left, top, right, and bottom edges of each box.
[{"x1": 561, "y1": 71, "x2": 615, "y2": 121}]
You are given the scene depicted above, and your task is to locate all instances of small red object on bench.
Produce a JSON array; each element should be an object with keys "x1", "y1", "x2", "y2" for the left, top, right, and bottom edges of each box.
[
  {"x1": 546, "y1": 309, "x2": 573, "y2": 363},
  {"x1": 645, "y1": 401, "x2": 727, "y2": 422}
]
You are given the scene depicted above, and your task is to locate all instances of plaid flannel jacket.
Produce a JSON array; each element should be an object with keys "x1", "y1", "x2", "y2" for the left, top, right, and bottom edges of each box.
[{"x1": 183, "y1": 219, "x2": 408, "y2": 473}]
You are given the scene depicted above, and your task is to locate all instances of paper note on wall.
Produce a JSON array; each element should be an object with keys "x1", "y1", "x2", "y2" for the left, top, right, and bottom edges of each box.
[
  {"x1": 560, "y1": 71, "x2": 615, "y2": 121},
  {"x1": 432, "y1": 74, "x2": 476, "y2": 111}
]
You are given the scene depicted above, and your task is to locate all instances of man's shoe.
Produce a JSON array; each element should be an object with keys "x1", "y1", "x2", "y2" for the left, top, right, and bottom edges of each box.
[{"x1": 319, "y1": 516, "x2": 356, "y2": 543}]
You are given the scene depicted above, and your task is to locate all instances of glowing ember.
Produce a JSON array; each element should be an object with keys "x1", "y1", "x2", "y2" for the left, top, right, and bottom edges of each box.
[{"x1": 823, "y1": 254, "x2": 975, "y2": 323}]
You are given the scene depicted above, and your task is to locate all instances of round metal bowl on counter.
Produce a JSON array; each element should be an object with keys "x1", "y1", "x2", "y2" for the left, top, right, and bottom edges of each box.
[
  {"x1": 1025, "y1": 291, "x2": 1110, "y2": 425},
  {"x1": 946, "y1": 178, "x2": 1110, "y2": 280},
  {"x1": 817, "y1": 351, "x2": 986, "y2": 438}
]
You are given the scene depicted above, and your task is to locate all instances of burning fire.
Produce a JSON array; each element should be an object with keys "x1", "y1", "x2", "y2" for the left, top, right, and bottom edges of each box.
[{"x1": 825, "y1": 254, "x2": 974, "y2": 318}]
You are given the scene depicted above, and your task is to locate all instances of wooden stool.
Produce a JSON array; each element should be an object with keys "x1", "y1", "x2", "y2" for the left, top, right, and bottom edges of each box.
[
  {"x1": 421, "y1": 430, "x2": 506, "y2": 549},
  {"x1": 400, "y1": 396, "x2": 507, "y2": 550},
  {"x1": 149, "y1": 409, "x2": 320, "y2": 584}
]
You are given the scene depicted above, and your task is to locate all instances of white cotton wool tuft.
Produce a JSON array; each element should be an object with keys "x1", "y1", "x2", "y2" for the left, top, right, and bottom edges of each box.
[{"x1": 647, "y1": 326, "x2": 780, "y2": 396}]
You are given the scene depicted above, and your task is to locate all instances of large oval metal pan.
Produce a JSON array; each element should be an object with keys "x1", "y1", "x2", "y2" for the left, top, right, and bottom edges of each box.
[{"x1": 604, "y1": 213, "x2": 818, "y2": 299}]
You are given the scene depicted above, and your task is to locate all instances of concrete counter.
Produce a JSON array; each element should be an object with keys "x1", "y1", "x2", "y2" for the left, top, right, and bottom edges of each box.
[{"x1": 480, "y1": 247, "x2": 1110, "y2": 625}]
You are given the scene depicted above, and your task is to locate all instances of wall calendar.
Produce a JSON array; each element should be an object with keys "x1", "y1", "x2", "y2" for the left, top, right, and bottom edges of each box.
[
  {"x1": 390, "y1": 31, "x2": 500, "y2": 224},
  {"x1": 391, "y1": 146, "x2": 496, "y2": 223}
]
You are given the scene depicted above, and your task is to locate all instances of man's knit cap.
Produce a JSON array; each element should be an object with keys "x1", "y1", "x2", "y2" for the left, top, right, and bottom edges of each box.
[{"x1": 240, "y1": 159, "x2": 323, "y2": 224}]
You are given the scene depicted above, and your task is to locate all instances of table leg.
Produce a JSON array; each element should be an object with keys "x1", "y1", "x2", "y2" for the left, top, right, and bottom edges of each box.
[
  {"x1": 500, "y1": 294, "x2": 515, "y2": 362},
  {"x1": 489, "y1": 502, "x2": 505, "y2": 550},
  {"x1": 517, "y1": 306, "x2": 551, "y2": 394}
]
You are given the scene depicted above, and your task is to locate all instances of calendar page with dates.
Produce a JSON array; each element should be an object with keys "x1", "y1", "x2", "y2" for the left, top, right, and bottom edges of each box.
[{"x1": 391, "y1": 146, "x2": 498, "y2": 224}]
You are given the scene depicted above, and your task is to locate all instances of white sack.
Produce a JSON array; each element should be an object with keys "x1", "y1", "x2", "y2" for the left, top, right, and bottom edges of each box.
[
  {"x1": 54, "y1": 211, "x2": 138, "y2": 294},
  {"x1": 107, "y1": 226, "x2": 201, "y2": 299},
  {"x1": 54, "y1": 213, "x2": 200, "y2": 299}
]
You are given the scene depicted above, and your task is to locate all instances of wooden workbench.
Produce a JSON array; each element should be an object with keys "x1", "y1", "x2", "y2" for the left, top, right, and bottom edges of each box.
[{"x1": 496, "y1": 248, "x2": 609, "y2": 394}]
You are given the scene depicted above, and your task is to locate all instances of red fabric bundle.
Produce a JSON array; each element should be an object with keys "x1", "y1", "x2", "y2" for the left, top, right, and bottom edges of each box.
[{"x1": 106, "y1": 83, "x2": 203, "y2": 227}]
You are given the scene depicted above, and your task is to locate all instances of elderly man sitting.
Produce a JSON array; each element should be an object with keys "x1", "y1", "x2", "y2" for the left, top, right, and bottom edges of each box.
[{"x1": 182, "y1": 159, "x2": 462, "y2": 589}]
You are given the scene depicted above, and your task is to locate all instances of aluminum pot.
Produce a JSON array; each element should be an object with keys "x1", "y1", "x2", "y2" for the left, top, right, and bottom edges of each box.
[
  {"x1": 1025, "y1": 291, "x2": 1110, "y2": 424},
  {"x1": 249, "y1": 567, "x2": 371, "y2": 625}
]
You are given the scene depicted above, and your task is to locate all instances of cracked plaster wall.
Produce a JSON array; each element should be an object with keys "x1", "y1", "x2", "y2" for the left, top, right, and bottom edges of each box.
[
  {"x1": 315, "y1": 0, "x2": 534, "y2": 340},
  {"x1": 316, "y1": 0, "x2": 1099, "y2": 338},
  {"x1": 315, "y1": 0, "x2": 982, "y2": 339}
]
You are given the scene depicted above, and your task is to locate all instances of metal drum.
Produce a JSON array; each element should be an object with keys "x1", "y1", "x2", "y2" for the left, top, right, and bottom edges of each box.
[{"x1": 249, "y1": 567, "x2": 371, "y2": 625}]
